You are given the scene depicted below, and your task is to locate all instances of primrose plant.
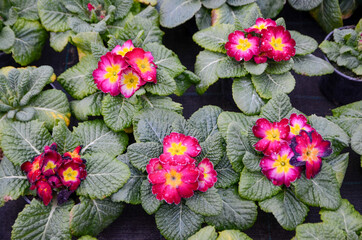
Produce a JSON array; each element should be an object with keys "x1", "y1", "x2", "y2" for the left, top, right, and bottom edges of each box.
[{"x1": 193, "y1": 16, "x2": 334, "y2": 115}]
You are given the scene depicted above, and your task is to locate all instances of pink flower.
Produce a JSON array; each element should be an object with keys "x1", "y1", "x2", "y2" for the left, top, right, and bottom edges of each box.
[
  {"x1": 125, "y1": 48, "x2": 157, "y2": 83},
  {"x1": 146, "y1": 158, "x2": 163, "y2": 174},
  {"x1": 245, "y1": 18, "x2": 277, "y2": 34},
  {"x1": 119, "y1": 68, "x2": 145, "y2": 98},
  {"x1": 225, "y1": 31, "x2": 260, "y2": 61},
  {"x1": 197, "y1": 158, "x2": 217, "y2": 192},
  {"x1": 260, "y1": 26, "x2": 296, "y2": 62},
  {"x1": 288, "y1": 113, "x2": 314, "y2": 140},
  {"x1": 112, "y1": 40, "x2": 135, "y2": 57},
  {"x1": 159, "y1": 133, "x2": 201, "y2": 166},
  {"x1": 260, "y1": 143, "x2": 302, "y2": 187},
  {"x1": 252, "y1": 118, "x2": 290, "y2": 155},
  {"x1": 87, "y1": 3, "x2": 95, "y2": 11},
  {"x1": 148, "y1": 163, "x2": 199, "y2": 204},
  {"x1": 92, "y1": 52, "x2": 128, "y2": 96},
  {"x1": 254, "y1": 53, "x2": 268, "y2": 64},
  {"x1": 290, "y1": 130, "x2": 332, "y2": 179}
]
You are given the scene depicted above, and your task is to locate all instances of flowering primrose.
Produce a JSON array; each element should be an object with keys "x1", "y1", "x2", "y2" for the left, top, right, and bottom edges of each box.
[
  {"x1": 112, "y1": 40, "x2": 135, "y2": 57},
  {"x1": 125, "y1": 48, "x2": 157, "y2": 83},
  {"x1": 290, "y1": 130, "x2": 332, "y2": 179},
  {"x1": 197, "y1": 158, "x2": 217, "y2": 192},
  {"x1": 119, "y1": 68, "x2": 145, "y2": 98},
  {"x1": 245, "y1": 18, "x2": 277, "y2": 34},
  {"x1": 260, "y1": 143, "x2": 302, "y2": 187},
  {"x1": 288, "y1": 113, "x2": 314, "y2": 140},
  {"x1": 225, "y1": 31, "x2": 260, "y2": 61}
]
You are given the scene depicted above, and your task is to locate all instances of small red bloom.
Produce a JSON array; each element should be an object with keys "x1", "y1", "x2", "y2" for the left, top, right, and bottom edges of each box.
[
  {"x1": 87, "y1": 3, "x2": 95, "y2": 11},
  {"x1": 254, "y1": 53, "x2": 268, "y2": 64},
  {"x1": 58, "y1": 162, "x2": 87, "y2": 191},
  {"x1": 112, "y1": 40, "x2": 135, "y2": 57},
  {"x1": 197, "y1": 158, "x2": 217, "y2": 192},
  {"x1": 21, "y1": 155, "x2": 43, "y2": 184},
  {"x1": 36, "y1": 179, "x2": 53, "y2": 206},
  {"x1": 119, "y1": 68, "x2": 145, "y2": 98},
  {"x1": 63, "y1": 145, "x2": 83, "y2": 164},
  {"x1": 146, "y1": 158, "x2": 163, "y2": 174},
  {"x1": 253, "y1": 118, "x2": 290, "y2": 155},
  {"x1": 159, "y1": 133, "x2": 201, "y2": 166},
  {"x1": 245, "y1": 18, "x2": 277, "y2": 34},
  {"x1": 260, "y1": 143, "x2": 302, "y2": 187},
  {"x1": 260, "y1": 26, "x2": 296, "y2": 62},
  {"x1": 288, "y1": 113, "x2": 314, "y2": 140},
  {"x1": 225, "y1": 31, "x2": 260, "y2": 61},
  {"x1": 125, "y1": 48, "x2": 157, "y2": 83},
  {"x1": 48, "y1": 176, "x2": 63, "y2": 189},
  {"x1": 290, "y1": 130, "x2": 332, "y2": 179},
  {"x1": 148, "y1": 163, "x2": 199, "y2": 204},
  {"x1": 42, "y1": 147, "x2": 62, "y2": 177}
]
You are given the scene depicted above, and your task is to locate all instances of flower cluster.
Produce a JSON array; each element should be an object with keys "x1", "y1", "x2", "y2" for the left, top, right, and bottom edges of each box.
[
  {"x1": 225, "y1": 18, "x2": 296, "y2": 63},
  {"x1": 87, "y1": 3, "x2": 106, "y2": 20},
  {"x1": 93, "y1": 40, "x2": 157, "y2": 98},
  {"x1": 252, "y1": 114, "x2": 332, "y2": 187},
  {"x1": 21, "y1": 143, "x2": 87, "y2": 206},
  {"x1": 146, "y1": 133, "x2": 217, "y2": 204}
]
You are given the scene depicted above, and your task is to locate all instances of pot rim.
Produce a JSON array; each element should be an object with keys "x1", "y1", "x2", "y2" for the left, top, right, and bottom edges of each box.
[{"x1": 323, "y1": 25, "x2": 361, "y2": 82}]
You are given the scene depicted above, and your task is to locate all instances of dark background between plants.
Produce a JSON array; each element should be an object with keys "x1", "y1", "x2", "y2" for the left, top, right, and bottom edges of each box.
[{"x1": 0, "y1": 4, "x2": 361, "y2": 240}]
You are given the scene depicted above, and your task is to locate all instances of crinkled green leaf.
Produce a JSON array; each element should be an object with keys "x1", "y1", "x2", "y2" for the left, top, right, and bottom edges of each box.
[
  {"x1": 14, "y1": 107, "x2": 35, "y2": 122},
  {"x1": 197, "y1": 132, "x2": 224, "y2": 165},
  {"x1": 292, "y1": 54, "x2": 334, "y2": 76},
  {"x1": 310, "y1": 0, "x2": 342, "y2": 33},
  {"x1": 72, "y1": 32, "x2": 103, "y2": 55},
  {"x1": 214, "y1": 153, "x2": 239, "y2": 188},
  {"x1": 195, "y1": 7, "x2": 211, "y2": 30},
  {"x1": 174, "y1": 71, "x2": 198, "y2": 96},
  {"x1": 294, "y1": 223, "x2": 346, "y2": 240},
  {"x1": 11, "y1": 199, "x2": 73, "y2": 240},
  {"x1": 288, "y1": 0, "x2": 322, "y2": 11},
  {"x1": 202, "y1": 0, "x2": 226, "y2": 9},
  {"x1": 217, "y1": 230, "x2": 252, "y2": 240},
  {"x1": 186, "y1": 187, "x2": 223, "y2": 216},
  {"x1": 337, "y1": 53, "x2": 359, "y2": 70},
  {"x1": 171, "y1": 118, "x2": 203, "y2": 139},
  {"x1": 193, "y1": 24, "x2": 234, "y2": 53},
  {"x1": 188, "y1": 226, "x2": 217, "y2": 240},
  {"x1": 140, "y1": 179, "x2": 161, "y2": 215},
  {"x1": 155, "y1": 202, "x2": 204, "y2": 240},
  {"x1": 141, "y1": 95, "x2": 183, "y2": 114},
  {"x1": 160, "y1": 0, "x2": 202, "y2": 28},
  {"x1": 330, "y1": 100, "x2": 362, "y2": 137},
  {"x1": 227, "y1": 0, "x2": 255, "y2": 6},
  {"x1": 114, "y1": 0, "x2": 134, "y2": 20},
  {"x1": 217, "y1": 111, "x2": 257, "y2": 139},
  {"x1": 266, "y1": 59, "x2": 294, "y2": 74},
  {"x1": 144, "y1": 68, "x2": 177, "y2": 96},
  {"x1": 71, "y1": 92, "x2": 104, "y2": 121},
  {"x1": 205, "y1": 188, "x2": 257, "y2": 230},
  {"x1": 319, "y1": 40, "x2": 340, "y2": 62},
  {"x1": 127, "y1": 142, "x2": 163, "y2": 172},
  {"x1": 242, "y1": 151, "x2": 261, "y2": 172},
  {"x1": 259, "y1": 188, "x2": 309, "y2": 230},
  {"x1": 244, "y1": 61, "x2": 267, "y2": 75},
  {"x1": 11, "y1": 0, "x2": 39, "y2": 20},
  {"x1": 217, "y1": 56, "x2": 248, "y2": 78},
  {"x1": 325, "y1": 153, "x2": 349, "y2": 187},
  {"x1": 0, "y1": 26, "x2": 15, "y2": 51},
  {"x1": 52, "y1": 120, "x2": 80, "y2": 154},
  {"x1": 73, "y1": 120, "x2": 128, "y2": 158},
  {"x1": 351, "y1": 125, "x2": 362, "y2": 155},
  {"x1": 37, "y1": 0, "x2": 71, "y2": 32},
  {"x1": 230, "y1": 3, "x2": 262, "y2": 29},
  {"x1": 256, "y1": 0, "x2": 284, "y2": 18},
  {"x1": 50, "y1": 31, "x2": 73, "y2": 52},
  {"x1": 77, "y1": 153, "x2": 131, "y2": 199},
  {"x1": 260, "y1": 93, "x2": 293, "y2": 122},
  {"x1": 70, "y1": 197, "x2": 124, "y2": 237},
  {"x1": 252, "y1": 72, "x2": 295, "y2": 99}
]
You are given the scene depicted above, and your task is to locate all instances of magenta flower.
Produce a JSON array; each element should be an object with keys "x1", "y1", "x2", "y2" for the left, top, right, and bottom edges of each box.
[
  {"x1": 288, "y1": 113, "x2": 314, "y2": 140},
  {"x1": 197, "y1": 158, "x2": 217, "y2": 192},
  {"x1": 245, "y1": 18, "x2": 277, "y2": 34},
  {"x1": 225, "y1": 31, "x2": 260, "y2": 61},
  {"x1": 290, "y1": 130, "x2": 332, "y2": 179},
  {"x1": 125, "y1": 48, "x2": 157, "y2": 83},
  {"x1": 119, "y1": 68, "x2": 145, "y2": 98},
  {"x1": 112, "y1": 40, "x2": 135, "y2": 57},
  {"x1": 254, "y1": 53, "x2": 268, "y2": 64},
  {"x1": 87, "y1": 3, "x2": 95, "y2": 11},
  {"x1": 260, "y1": 143, "x2": 302, "y2": 187}
]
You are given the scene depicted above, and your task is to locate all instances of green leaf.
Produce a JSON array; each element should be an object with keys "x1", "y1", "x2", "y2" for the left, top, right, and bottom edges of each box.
[
  {"x1": 216, "y1": 56, "x2": 248, "y2": 78},
  {"x1": 319, "y1": 40, "x2": 340, "y2": 62},
  {"x1": 0, "y1": 26, "x2": 15, "y2": 51},
  {"x1": 293, "y1": 163, "x2": 341, "y2": 210},
  {"x1": 11, "y1": 0, "x2": 39, "y2": 21},
  {"x1": 292, "y1": 54, "x2": 334, "y2": 76},
  {"x1": 239, "y1": 168, "x2": 282, "y2": 201},
  {"x1": 50, "y1": 31, "x2": 73, "y2": 52},
  {"x1": 71, "y1": 92, "x2": 104, "y2": 121},
  {"x1": 37, "y1": 0, "x2": 71, "y2": 32},
  {"x1": 326, "y1": 153, "x2": 349, "y2": 187},
  {"x1": 232, "y1": 77, "x2": 264, "y2": 115},
  {"x1": 214, "y1": 153, "x2": 239, "y2": 188},
  {"x1": 252, "y1": 72, "x2": 295, "y2": 99},
  {"x1": 195, "y1": 50, "x2": 226, "y2": 94},
  {"x1": 259, "y1": 188, "x2": 309, "y2": 230},
  {"x1": 205, "y1": 188, "x2": 257, "y2": 230},
  {"x1": 351, "y1": 125, "x2": 362, "y2": 155},
  {"x1": 188, "y1": 226, "x2": 217, "y2": 240},
  {"x1": 77, "y1": 236, "x2": 97, "y2": 240},
  {"x1": 12, "y1": 199, "x2": 73, "y2": 240},
  {"x1": 320, "y1": 199, "x2": 362, "y2": 235},
  {"x1": 242, "y1": 151, "x2": 261, "y2": 172},
  {"x1": 186, "y1": 187, "x2": 223, "y2": 216},
  {"x1": 101, "y1": 94, "x2": 142, "y2": 132},
  {"x1": 337, "y1": 53, "x2": 359, "y2": 70},
  {"x1": 0, "y1": 157, "x2": 29, "y2": 207},
  {"x1": 202, "y1": 0, "x2": 226, "y2": 8},
  {"x1": 310, "y1": 0, "x2": 342, "y2": 33},
  {"x1": 73, "y1": 120, "x2": 128, "y2": 158},
  {"x1": 1, "y1": 120, "x2": 52, "y2": 165},
  {"x1": 197, "y1": 132, "x2": 224, "y2": 165},
  {"x1": 256, "y1": 0, "x2": 284, "y2": 19},
  {"x1": 244, "y1": 61, "x2": 267, "y2": 75},
  {"x1": 265, "y1": 59, "x2": 294, "y2": 74},
  {"x1": 144, "y1": 68, "x2": 177, "y2": 96},
  {"x1": 155, "y1": 202, "x2": 204, "y2": 240},
  {"x1": 14, "y1": 107, "x2": 35, "y2": 121},
  {"x1": 111, "y1": 154, "x2": 146, "y2": 204},
  {"x1": 72, "y1": 32, "x2": 103, "y2": 55},
  {"x1": 58, "y1": 55, "x2": 98, "y2": 100},
  {"x1": 288, "y1": 0, "x2": 322, "y2": 11},
  {"x1": 217, "y1": 111, "x2": 257, "y2": 139},
  {"x1": 174, "y1": 71, "x2": 197, "y2": 96},
  {"x1": 27, "y1": 89, "x2": 70, "y2": 129},
  {"x1": 195, "y1": 7, "x2": 211, "y2": 30},
  {"x1": 294, "y1": 223, "x2": 346, "y2": 240},
  {"x1": 260, "y1": 93, "x2": 292, "y2": 122},
  {"x1": 11, "y1": 19, "x2": 47, "y2": 66},
  {"x1": 127, "y1": 142, "x2": 163, "y2": 172},
  {"x1": 160, "y1": 0, "x2": 202, "y2": 28},
  {"x1": 70, "y1": 197, "x2": 124, "y2": 237},
  {"x1": 352, "y1": 65, "x2": 362, "y2": 75},
  {"x1": 193, "y1": 24, "x2": 234, "y2": 53},
  {"x1": 226, "y1": 0, "x2": 255, "y2": 6},
  {"x1": 233, "y1": 3, "x2": 262, "y2": 28},
  {"x1": 114, "y1": 0, "x2": 134, "y2": 20},
  {"x1": 77, "y1": 153, "x2": 131, "y2": 199},
  {"x1": 217, "y1": 230, "x2": 252, "y2": 240},
  {"x1": 330, "y1": 100, "x2": 362, "y2": 136},
  {"x1": 140, "y1": 179, "x2": 161, "y2": 215},
  {"x1": 141, "y1": 95, "x2": 183, "y2": 114},
  {"x1": 52, "y1": 120, "x2": 79, "y2": 154}
]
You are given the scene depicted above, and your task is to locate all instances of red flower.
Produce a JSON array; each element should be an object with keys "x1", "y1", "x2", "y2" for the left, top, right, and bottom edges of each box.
[
  {"x1": 245, "y1": 18, "x2": 277, "y2": 34},
  {"x1": 58, "y1": 162, "x2": 87, "y2": 191},
  {"x1": 48, "y1": 176, "x2": 63, "y2": 189},
  {"x1": 225, "y1": 31, "x2": 260, "y2": 62},
  {"x1": 36, "y1": 179, "x2": 53, "y2": 206},
  {"x1": 148, "y1": 163, "x2": 199, "y2": 204},
  {"x1": 146, "y1": 158, "x2": 163, "y2": 174},
  {"x1": 21, "y1": 155, "x2": 43, "y2": 184},
  {"x1": 41, "y1": 146, "x2": 62, "y2": 177},
  {"x1": 260, "y1": 143, "x2": 302, "y2": 187},
  {"x1": 159, "y1": 133, "x2": 201, "y2": 166},
  {"x1": 260, "y1": 26, "x2": 296, "y2": 62},
  {"x1": 254, "y1": 53, "x2": 268, "y2": 64},
  {"x1": 125, "y1": 48, "x2": 157, "y2": 83},
  {"x1": 288, "y1": 113, "x2": 314, "y2": 140},
  {"x1": 252, "y1": 118, "x2": 290, "y2": 155},
  {"x1": 63, "y1": 145, "x2": 83, "y2": 164},
  {"x1": 290, "y1": 130, "x2": 332, "y2": 179},
  {"x1": 87, "y1": 3, "x2": 95, "y2": 11},
  {"x1": 197, "y1": 158, "x2": 217, "y2": 192}
]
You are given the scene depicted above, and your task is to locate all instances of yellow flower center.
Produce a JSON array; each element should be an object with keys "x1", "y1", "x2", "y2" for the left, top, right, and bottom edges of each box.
[
  {"x1": 135, "y1": 58, "x2": 151, "y2": 73},
  {"x1": 302, "y1": 145, "x2": 319, "y2": 163},
  {"x1": 255, "y1": 23, "x2": 266, "y2": 30},
  {"x1": 123, "y1": 72, "x2": 140, "y2": 89},
  {"x1": 270, "y1": 37, "x2": 285, "y2": 51},
  {"x1": 104, "y1": 64, "x2": 121, "y2": 83},
  {"x1": 273, "y1": 154, "x2": 293, "y2": 174},
  {"x1": 117, "y1": 46, "x2": 134, "y2": 57},
  {"x1": 290, "y1": 124, "x2": 301, "y2": 136},
  {"x1": 44, "y1": 161, "x2": 57, "y2": 172},
  {"x1": 68, "y1": 150, "x2": 80, "y2": 159},
  {"x1": 63, "y1": 167, "x2": 79, "y2": 182},
  {"x1": 168, "y1": 142, "x2": 187, "y2": 156},
  {"x1": 236, "y1": 38, "x2": 252, "y2": 51},
  {"x1": 165, "y1": 169, "x2": 182, "y2": 188},
  {"x1": 33, "y1": 163, "x2": 40, "y2": 171},
  {"x1": 265, "y1": 128, "x2": 281, "y2": 141}
]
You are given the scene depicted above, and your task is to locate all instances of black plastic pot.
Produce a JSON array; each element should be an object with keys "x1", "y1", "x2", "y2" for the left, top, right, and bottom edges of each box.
[{"x1": 319, "y1": 26, "x2": 362, "y2": 105}]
